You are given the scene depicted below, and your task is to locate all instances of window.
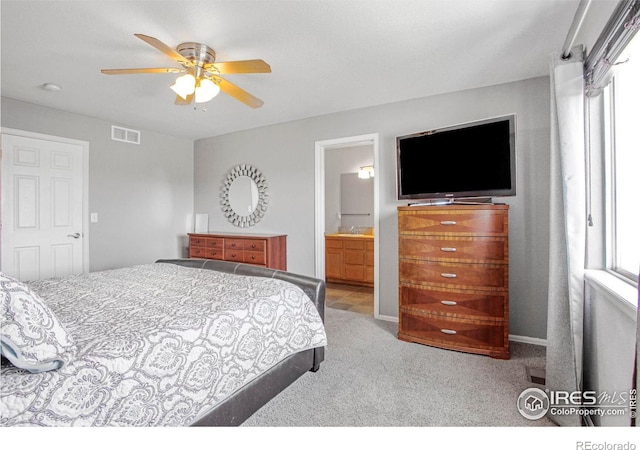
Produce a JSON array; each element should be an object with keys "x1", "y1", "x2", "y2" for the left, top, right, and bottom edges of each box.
[{"x1": 603, "y1": 33, "x2": 640, "y2": 284}]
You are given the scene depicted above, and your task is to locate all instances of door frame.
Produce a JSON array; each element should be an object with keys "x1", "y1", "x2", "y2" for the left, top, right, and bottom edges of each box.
[
  {"x1": 1, "y1": 127, "x2": 90, "y2": 274},
  {"x1": 314, "y1": 133, "x2": 380, "y2": 319}
]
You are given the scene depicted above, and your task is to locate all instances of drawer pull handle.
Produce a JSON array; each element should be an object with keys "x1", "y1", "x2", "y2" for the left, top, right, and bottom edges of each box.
[
  {"x1": 441, "y1": 273, "x2": 457, "y2": 278},
  {"x1": 231, "y1": 253, "x2": 237, "y2": 258},
  {"x1": 231, "y1": 243, "x2": 236, "y2": 247},
  {"x1": 441, "y1": 300, "x2": 458, "y2": 306},
  {"x1": 251, "y1": 256, "x2": 256, "y2": 260},
  {"x1": 440, "y1": 247, "x2": 457, "y2": 252},
  {"x1": 251, "y1": 244, "x2": 256, "y2": 249},
  {"x1": 441, "y1": 329, "x2": 457, "y2": 335},
  {"x1": 440, "y1": 221, "x2": 457, "y2": 226}
]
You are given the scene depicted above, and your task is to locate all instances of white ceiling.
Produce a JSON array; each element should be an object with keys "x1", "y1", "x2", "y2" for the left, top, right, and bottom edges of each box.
[{"x1": 1, "y1": 0, "x2": 583, "y2": 141}]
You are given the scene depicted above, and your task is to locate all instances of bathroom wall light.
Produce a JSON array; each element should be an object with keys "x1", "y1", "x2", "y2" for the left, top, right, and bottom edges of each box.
[{"x1": 358, "y1": 165, "x2": 375, "y2": 179}]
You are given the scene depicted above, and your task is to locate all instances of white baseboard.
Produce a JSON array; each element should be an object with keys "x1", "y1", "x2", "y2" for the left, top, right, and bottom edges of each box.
[
  {"x1": 375, "y1": 313, "x2": 399, "y2": 322},
  {"x1": 509, "y1": 334, "x2": 547, "y2": 347}
]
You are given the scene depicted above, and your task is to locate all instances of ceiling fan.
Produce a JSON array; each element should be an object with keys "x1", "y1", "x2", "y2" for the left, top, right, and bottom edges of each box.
[{"x1": 101, "y1": 34, "x2": 270, "y2": 108}]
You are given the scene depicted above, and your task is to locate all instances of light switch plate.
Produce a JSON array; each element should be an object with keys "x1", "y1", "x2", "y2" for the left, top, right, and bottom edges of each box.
[{"x1": 90, "y1": 213, "x2": 98, "y2": 223}]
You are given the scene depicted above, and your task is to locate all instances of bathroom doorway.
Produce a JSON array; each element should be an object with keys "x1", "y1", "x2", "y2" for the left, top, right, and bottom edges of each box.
[{"x1": 314, "y1": 134, "x2": 379, "y2": 318}]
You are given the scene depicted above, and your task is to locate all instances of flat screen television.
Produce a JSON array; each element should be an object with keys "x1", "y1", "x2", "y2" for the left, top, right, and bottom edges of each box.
[{"x1": 396, "y1": 114, "x2": 516, "y2": 202}]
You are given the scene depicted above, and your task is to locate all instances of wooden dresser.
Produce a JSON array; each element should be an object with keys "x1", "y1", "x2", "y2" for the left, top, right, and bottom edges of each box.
[
  {"x1": 325, "y1": 234, "x2": 374, "y2": 287},
  {"x1": 188, "y1": 232, "x2": 287, "y2": 270},
  {"x1": 397, "y1": 204, "x2": 510, "y2": 359}
]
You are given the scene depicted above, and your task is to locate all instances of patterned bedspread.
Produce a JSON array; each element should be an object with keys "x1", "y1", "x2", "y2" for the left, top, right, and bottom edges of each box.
[{"x1": 0, "y1": 263, "x2": 327, "y2": 426}]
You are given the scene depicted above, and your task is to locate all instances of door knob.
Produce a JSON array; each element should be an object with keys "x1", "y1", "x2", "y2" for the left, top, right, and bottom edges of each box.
[{"x1": 67, "y1": 233, "x2": 81, "y2": 239}]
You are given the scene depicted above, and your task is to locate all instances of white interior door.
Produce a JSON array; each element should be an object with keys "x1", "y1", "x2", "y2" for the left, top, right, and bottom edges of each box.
[{"x1": 1, "y1": 133, "x2": 84, "y2": 281}]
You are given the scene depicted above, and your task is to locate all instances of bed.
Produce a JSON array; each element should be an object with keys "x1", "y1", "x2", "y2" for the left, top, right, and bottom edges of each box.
[{"x1": 0, "y1": 258, "x2": 327, "y2": 426}]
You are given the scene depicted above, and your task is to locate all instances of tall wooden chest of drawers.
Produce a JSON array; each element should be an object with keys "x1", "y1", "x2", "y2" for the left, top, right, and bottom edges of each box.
[
  {"x1": 397, "y1": 204, "x2": 510, "y2": 359},
  {"x1": 188, "y1": 232, "x2": 287, "y2": 270}
]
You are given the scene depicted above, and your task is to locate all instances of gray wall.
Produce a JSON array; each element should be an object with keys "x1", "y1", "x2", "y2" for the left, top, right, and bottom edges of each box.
[
  {"x1": 1, "y1": 97, "x2": 194, "y2": 272},
  {"x1": 195, "y1": 76, "x2": 551, "y2": 339}
]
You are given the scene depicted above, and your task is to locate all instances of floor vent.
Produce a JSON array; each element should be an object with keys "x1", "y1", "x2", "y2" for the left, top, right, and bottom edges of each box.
[
  {"x1": 111, "y1": 125, "x2": 141, "y2": 144},
  {"x1": 526, "y1": 366, "x2": 546, "y2": 385}
]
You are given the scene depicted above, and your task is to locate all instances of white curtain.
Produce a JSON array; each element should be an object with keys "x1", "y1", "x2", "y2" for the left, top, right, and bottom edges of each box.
[{"x1": 546, "y1": 45, "x2": 587, "y2": 427}]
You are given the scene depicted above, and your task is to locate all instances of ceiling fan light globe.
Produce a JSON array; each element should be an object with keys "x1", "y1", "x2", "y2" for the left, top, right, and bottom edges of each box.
[
  {"x1": 170, "y1": 73, "x2": 196, "y2": 99},
  {"x1": 195, "y1": 78, "x2": 220, "y2": 103}
]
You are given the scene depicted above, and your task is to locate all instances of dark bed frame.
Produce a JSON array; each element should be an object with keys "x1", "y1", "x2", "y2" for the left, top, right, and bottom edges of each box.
[{"x1": 155, "y1": 259, "x2": 326, "y2": 426}]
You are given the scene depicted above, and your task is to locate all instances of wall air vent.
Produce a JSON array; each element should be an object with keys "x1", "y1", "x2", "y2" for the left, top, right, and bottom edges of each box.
[{"x1": 111, "y1": 125, "x2": 141, "y2": 145}]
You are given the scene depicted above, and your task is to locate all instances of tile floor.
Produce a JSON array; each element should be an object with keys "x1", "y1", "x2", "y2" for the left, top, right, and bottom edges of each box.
[{"x1": 325, "y1": 282, "x2": 374, "y2": 315}]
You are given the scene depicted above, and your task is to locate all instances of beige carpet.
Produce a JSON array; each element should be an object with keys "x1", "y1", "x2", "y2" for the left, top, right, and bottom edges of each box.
[{"x1": 243, "y1": 307, "x2": 554, "y2": 427}]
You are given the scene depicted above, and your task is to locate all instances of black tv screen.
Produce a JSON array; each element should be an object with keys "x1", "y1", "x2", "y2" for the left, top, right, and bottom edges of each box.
[{"x1": 396, "y1": 114, "x2": 516, "y2": 201}]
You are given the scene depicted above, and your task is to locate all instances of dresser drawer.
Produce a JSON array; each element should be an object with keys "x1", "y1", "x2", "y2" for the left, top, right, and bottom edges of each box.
[
  {"x1": 399, "y1": 259, "x2": 508, "y2": 291},
  {"x1": 206, "y1": 248, "x2": 224, "y2": 260},
  {"x1": 399, "y1": 235, "x2": 507, "y2": 263},
  {"x1": 399, "y1": 312, "x2": 507, "y2": 353},
  {"x1": 225, "y1": 250, "x2": 244, "y2": 262},
  {"x1": 400, "y1": 284, "x2": 507, "y2": 320},
  {"x1": 244, "y1": 251, "x2": 265, "y2": 265},
  {"x1": 206, "y1": 238, "x2": 224, "y2": 249},
  {"x1": 189, "y1": 247, "x2": 206, "y2": 258},
  {"x1": 398, "y1": 210, "x2": 508, "y2": 236},
  {"x1": 225, "y1": 239, "x2": 244, "y2": 250},
  {"x1": 190, "y1": 236, "x2": 206, "y2": 247},
  {"x1": 243, "y1": 239, "x2": 265, "y2": 252}
]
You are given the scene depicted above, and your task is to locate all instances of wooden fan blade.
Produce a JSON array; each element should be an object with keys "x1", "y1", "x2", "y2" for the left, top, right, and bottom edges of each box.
[
  {"x1": 208, "y1": 59, "x2": 271, "y2": 74},
  {"x1": 175, "y1": 93, "x2": 194, "y2": 105},
  {"x1": 101, "y1": 68, "x2": 184, "y2": 75},
  {"x1": 217, "y1": 77, "x2": 264, "y2": 108},
  {"x1": 134, "y1": 34, "x2": 190, "y2": 66}
]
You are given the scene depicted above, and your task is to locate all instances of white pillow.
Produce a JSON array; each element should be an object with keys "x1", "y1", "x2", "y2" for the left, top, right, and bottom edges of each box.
[{"x1": 0, "y1": 272, "x2": 76, "y2": 372}]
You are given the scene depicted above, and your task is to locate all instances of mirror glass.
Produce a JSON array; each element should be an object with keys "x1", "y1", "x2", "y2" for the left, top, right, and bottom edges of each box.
[{"x1": 229, "y1": 176, "x2": 259, "y2": 217}]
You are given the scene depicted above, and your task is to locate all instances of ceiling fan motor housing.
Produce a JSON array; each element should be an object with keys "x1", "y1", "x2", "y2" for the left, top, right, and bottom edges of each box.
[{"x1": 177, "y1": 42, "x2": 217, "y2": 70}]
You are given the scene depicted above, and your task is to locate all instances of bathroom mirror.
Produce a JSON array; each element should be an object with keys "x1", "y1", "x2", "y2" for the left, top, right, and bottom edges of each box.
[{"x1": 221, "y1": 164, "x2": 269, "y2": 227}]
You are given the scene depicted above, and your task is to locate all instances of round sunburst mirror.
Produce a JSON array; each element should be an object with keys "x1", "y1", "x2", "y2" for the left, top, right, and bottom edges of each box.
[{"x1": 220, "y1": 164, "x2": 269, "y2": 227}]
